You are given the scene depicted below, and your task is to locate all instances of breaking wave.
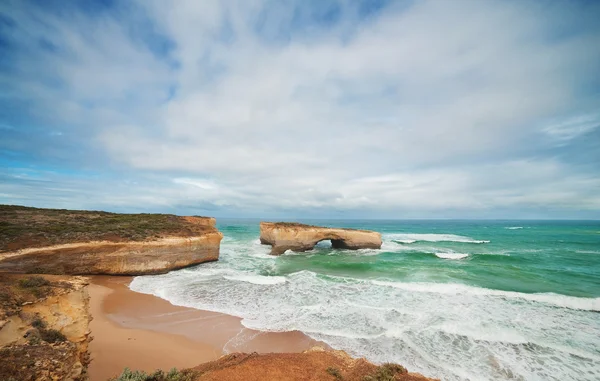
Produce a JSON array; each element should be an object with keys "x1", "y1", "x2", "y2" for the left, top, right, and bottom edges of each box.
[
  {"x1": 386, "y1": 233, "x2": 489, "y2": 244},
  {"x1": 435, "y1": 253, "x2": 469, "y2": 260}
]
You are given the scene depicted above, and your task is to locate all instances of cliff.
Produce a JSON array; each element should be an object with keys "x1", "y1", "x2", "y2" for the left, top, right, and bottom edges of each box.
[
  {"x1": 260, "y1": 222, "x2": 382, "y2": 255},
  {"x1": 0, "y1": 274, "x2": 91, "y2": 381},
  {"x1": 0, "y1": 205, "x2": 223, "y2": 275}
]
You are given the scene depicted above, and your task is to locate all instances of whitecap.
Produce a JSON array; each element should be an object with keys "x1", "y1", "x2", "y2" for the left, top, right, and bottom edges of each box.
[
  {"x1": 435, "y1": 253, "x2": 469, "y2": 260},
  {"x1": 386, "y1": 233, "x2": 489, "y2": 244},
  {"x1": 505, "y1": 226, "x2": 524, "y2": 230}
]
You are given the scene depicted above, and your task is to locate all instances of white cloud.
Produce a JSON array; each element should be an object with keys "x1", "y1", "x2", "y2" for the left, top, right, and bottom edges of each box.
[{"x1": 1, "y1": 0, "x2": 600, "y2": 217}]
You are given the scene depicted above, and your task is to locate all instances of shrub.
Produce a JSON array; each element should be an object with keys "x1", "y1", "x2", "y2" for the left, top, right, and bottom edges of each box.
[
  {"x1": 326, "y1": 367, "x2": 343, "y2": 380},
  {"x1": 39, "y1": 328, "x2": 66, "y2": 343},
  {"x1": 362, "y1": 363, "x2": 407, "y2": 381},
  {"x1": 31, "y1": 317, "x2": 47, "y2": 329},
  {"x1": 110, "y1": 367, "x2": 197, "y2": 381},
  {"x1": 27, "y1": 335, "x2": 41, "y2": 345},
  {"x1": 18, "y1": 276, "x2": 50, "y2": 288}
]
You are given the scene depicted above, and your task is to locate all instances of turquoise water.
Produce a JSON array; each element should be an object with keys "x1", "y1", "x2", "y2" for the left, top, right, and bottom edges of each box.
[{"x1": 131, "y1": 220, "x2": 600, "y2": 381}]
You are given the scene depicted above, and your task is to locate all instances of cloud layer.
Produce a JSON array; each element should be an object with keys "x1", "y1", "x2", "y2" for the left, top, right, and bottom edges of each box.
[{"x1": 1, "y1": 0, "x2": 599, "y2": 218}]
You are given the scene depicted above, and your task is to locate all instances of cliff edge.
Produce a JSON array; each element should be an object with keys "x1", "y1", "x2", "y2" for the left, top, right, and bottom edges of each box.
[
  {"x1": 0, "y1": 205, "x2": 223, "y2": 275},
  {"x1": 260, "y1": 222, "x2": 382, "y2": 255}
]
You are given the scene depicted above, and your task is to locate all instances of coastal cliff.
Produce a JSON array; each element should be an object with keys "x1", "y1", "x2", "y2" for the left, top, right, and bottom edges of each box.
[
  {"x1": 0, "y1": 205, "x2": 223, "y2": 275},
  {"x1": 0, "y1": 274, "x2": 91, "y2": 381},
  {"x1": 260, "y1": 222, "x2": 382, "y2": 255}
]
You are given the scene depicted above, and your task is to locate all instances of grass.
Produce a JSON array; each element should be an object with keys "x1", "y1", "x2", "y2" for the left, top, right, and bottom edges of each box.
[
  {"x1": 0, "y1": 275, "x2": 61, "y2": 318},
  {"x1": 110, "y1": 368, "x2": 197, "y2": 381},
  {"x1": 0, "y1": 204, "x2": 215, "y2": 251},
  {"x1": 263, "y1": 221, "x2": 373, "y2": 232},
  {"x1": 362, "y1": 363, "x2": 408, "y2": 381}
]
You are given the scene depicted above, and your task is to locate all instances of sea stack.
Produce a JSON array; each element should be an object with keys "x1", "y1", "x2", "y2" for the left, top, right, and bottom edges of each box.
[{"x1": 260, "y1": 222, "x2": 382, "y2": 255}]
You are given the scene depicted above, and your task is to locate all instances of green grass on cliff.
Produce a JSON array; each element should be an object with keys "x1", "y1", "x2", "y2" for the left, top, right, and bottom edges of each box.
[{"x1": 0, "y1": 205, "x2": 214, "y2": 252}]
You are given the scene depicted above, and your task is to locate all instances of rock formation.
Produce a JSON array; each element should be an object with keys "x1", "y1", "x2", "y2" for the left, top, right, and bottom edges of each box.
[
  {"x1": 0, "y1": 234, "x2": 222, "y2": 275},
  {"x1": 0, "y1": 274, "x2": 91, "y2": 381},
  {"x1": 0, "y1": 205, "x2": 223, "y2": 275},
  {"x1": 191, "y1": 347, "x2": 437, "y2": 381},
  {"x1": 260, "y1": 222, "x2": 382, "y2": 255}
]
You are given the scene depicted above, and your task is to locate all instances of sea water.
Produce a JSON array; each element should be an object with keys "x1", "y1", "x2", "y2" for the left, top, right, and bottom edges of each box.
[{"x1": 130, "y1": 220, "x2": 600, "y2": 381}]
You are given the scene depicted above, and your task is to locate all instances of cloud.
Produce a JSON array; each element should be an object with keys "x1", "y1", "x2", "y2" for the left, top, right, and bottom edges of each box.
[{"x1": 1, "y1": 0, "x2": 599, "y2": 218}]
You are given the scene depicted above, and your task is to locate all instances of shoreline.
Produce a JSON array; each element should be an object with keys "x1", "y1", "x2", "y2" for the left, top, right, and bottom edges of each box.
[{"x1": 88, "y1": 276, "x2": 326, "y2": 380}]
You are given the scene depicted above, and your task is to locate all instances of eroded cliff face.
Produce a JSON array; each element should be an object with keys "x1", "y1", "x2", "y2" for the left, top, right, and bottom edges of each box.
[
  {"x1": 0, "y1": 233, "x2": 223, "y2": 275},
  {"x1": 260, "y1": 222, "x2": 382, "y2": 255},
  {"x1": 0, "y1": 275, "x2": 91, "y2": 381}
]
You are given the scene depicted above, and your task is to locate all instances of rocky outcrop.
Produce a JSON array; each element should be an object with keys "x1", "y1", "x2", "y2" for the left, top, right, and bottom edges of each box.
[
  {"x1": 0, "y1": 206, "x2": 223, "y2": 275},
  {"x1": 0, "y1": 233, "x2": 222, "y2": 275},
  {"x1": 0, "y1": 275, "x2": 91, "y2": 381},
  {"x1": 260, "y1": 222, "x2": 382, "y2": 255},
  {"x1": 191, "y1": 347, "x2": 437, "y2": 381}
]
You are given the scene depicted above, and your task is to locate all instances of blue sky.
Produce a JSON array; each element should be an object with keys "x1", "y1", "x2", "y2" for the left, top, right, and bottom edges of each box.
[{"x1": 1, "y1": 0, "x2": 599, "y2": 219}]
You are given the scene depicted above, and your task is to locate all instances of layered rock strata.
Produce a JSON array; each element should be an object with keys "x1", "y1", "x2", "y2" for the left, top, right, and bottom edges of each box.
[
  {"x1": 260, "y1": 222, "x2": 382, "y2": 255},
  {"x1": 0, "y1": 205, "x2": 223, "y2": 275},
  {"x1": 0, "y1": 234, "x2": 222, "y2": 275}
]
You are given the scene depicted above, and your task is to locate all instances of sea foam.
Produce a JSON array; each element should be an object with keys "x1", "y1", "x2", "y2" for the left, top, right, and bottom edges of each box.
[
  {"x1": 435, "y1": 252, "x2": 469, "y2": 260},
  {"x1": 386, "y1": 233, "x2": 490, "y2": 244},
  {"x1": 129, "y1": 233, "x2": 600, "y2": 381}
]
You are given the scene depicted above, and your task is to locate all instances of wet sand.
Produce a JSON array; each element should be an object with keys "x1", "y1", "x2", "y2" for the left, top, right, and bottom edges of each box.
[{"x1": 88, "y1": 276, "x2": 324, "y2": 381}]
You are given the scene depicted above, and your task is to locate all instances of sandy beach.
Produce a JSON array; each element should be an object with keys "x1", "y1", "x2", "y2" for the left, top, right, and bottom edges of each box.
[{"x1": 88, "y1": 276, "x2": 324, "y2": 381}]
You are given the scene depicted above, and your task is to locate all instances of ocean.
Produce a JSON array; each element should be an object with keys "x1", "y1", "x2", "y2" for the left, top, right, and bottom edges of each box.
[{"x1": 130, "y1": 219, "x2": 600, "y2": 381}]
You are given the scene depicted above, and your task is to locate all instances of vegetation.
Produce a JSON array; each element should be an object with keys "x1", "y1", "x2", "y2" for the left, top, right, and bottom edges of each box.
[
  {"x1": 265, "y1": 221, "x2": 373, "y2": 233},
  {"x1": 39, "y1": 328, "x2": 67, "y2": 343},
  {"x1": 0, "y1": 274, "x2": 62, "y2": 318},
  {"x1": 19, "y1": 276, "x2": 50, "y2": 288},
  {"x1": 0, "y1": 342, "x2": 80, "y2": 381},
  {"x1": 327, "y1": 366, "x2": 344, "y2": 379},
  {"x1": 110, "y1": 368, "x2": 197, "y2": 381},
  {"x1": 31, "y1": 316, "x2": 47, "y2": 329},
  {"x1": 362, "y1": 363, "x2": 408, "y2": 381},
  {"x1": 0, "y1": 204, "x2": 215, "y2": 251}
]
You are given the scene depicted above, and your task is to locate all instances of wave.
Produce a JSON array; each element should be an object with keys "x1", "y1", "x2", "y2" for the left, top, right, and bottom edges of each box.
[
  {"x1": 505, "y1": 226, "x2": 524, "y2": 230},
  {"x1": 370, "y1": 280, "x2": 600, "y2": 312},
  {"x1": 223, "y1": 274, "x2": 286, "y2": 285},
  {"x1": 130, "y1": 230, "x2": 600, "y2": 381},
  {"x1": 435, "y1": 253, "x2": 469, "y2": 260},
  {"x1": 386, "y1": 233, "x2": 489, "y2": 244},
  {"x1": 576, "y1": 250, "x2": 600, "y2": 255}
]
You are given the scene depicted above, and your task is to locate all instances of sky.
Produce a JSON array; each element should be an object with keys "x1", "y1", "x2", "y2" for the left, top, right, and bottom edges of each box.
[{"x1": 1, "y1": 0, "x2": 599, "y2": 219}]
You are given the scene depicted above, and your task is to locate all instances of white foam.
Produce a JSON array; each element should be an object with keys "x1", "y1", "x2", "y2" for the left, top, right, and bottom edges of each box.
[
  {"x1": 386, "y1": 233, "x2": 489, "y2": 244},
  {"x1": 223, "y1": 274, "x2": 287, "y2": 285},
  {"x1": 575, "y1": 250, "x2": 600, "y2": 255},
  {"x1": 435, "y1": 253, "x2": 469, "y2": 260},
  {"x1": 371, "y1": 280, "x2": 600, "y2": 311},
  {"x1": 505, "y1": 226, "x2": 524, "y2": 230},
  {"x1": 249, "y1": 252, "x2": 276, "y2": 259}
]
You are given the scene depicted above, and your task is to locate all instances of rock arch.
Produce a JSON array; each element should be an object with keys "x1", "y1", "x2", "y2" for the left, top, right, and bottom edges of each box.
[{"x1": 259, "y1": 222, "x2": 382, "y2": 255}]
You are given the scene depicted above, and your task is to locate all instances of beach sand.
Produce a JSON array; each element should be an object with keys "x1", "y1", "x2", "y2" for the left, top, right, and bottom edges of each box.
[{"x1": 88, "y1": 276, "x2": 324, "y2": 381}]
